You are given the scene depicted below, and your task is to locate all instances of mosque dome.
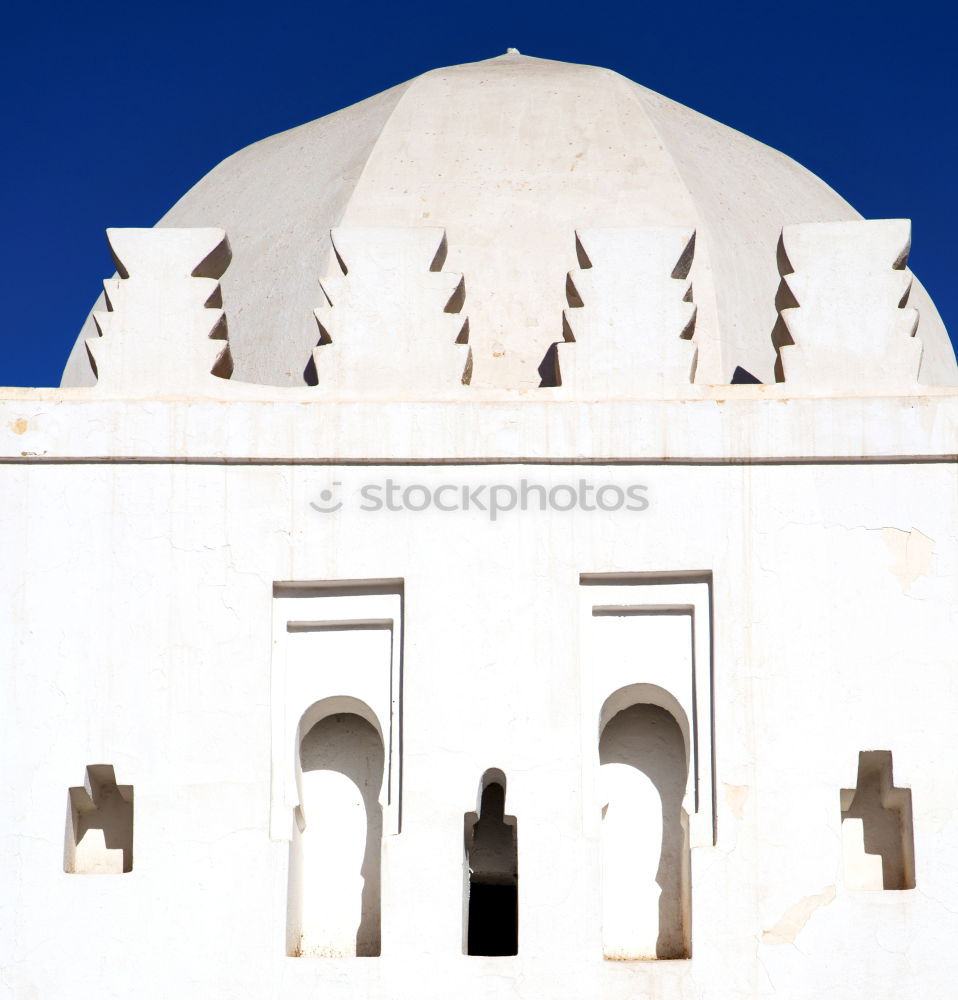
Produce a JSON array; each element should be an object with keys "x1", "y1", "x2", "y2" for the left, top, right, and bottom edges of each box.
[{"x1": 61, "y1": 51, "x2": 957, "y2": 389}]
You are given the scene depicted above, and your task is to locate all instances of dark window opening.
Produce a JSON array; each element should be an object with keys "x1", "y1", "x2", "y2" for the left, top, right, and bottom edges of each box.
[{"x1": 464, "y1": 778, "x2": 518, "y2": 956}]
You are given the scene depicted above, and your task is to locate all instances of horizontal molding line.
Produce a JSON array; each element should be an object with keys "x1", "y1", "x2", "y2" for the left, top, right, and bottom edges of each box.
[
  {"x1": 287, "y1": 618, "x2": 393, "y2": 632},
  {"x1": 0, "y1": 455, "x2": 955, "y2": 467},
  {"x1": 3, "y1": 390, "x2": 958, "y2": 402},
  {"x1": 581, "y1": 571, "x2": 712, "y2": 585},
  {"x1": 274, "y1": 579, "x2": 403, "y2": 598},
  {"x1": 592, "y1": 604, "x2": 694, "y2": 617}
]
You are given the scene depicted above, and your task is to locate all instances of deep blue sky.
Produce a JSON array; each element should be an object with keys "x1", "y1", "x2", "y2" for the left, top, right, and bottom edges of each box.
[{"x1": 2, "y1": 0, "x2": 955, "y2": 387}]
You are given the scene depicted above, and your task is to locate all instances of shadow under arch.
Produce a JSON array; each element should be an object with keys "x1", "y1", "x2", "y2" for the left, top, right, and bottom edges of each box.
[
  {"x1": 287, "y1": 695, "x2": 384, "y2": 957},
  {"x1": 598, "y1": 685, "x2": 691, "y2": 960},
  {"x1": 599, "y1": 684, "x2": 691, "y2": 779}
]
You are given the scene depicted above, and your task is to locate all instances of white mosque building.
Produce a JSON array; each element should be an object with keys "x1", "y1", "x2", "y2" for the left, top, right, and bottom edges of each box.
[{"x1": 2, "y1": 51, "x2": 957, "y2": 999}]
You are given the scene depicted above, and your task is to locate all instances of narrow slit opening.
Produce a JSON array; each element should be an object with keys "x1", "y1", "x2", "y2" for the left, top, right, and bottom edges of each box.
[{"x1": 464, "y1": 773, "x2": 517, "y2": 955}]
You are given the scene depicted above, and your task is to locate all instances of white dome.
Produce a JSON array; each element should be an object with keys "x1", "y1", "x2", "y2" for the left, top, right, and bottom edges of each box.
[{"x1": 61, "y1": 52, "x2": 957, "y2": 388}]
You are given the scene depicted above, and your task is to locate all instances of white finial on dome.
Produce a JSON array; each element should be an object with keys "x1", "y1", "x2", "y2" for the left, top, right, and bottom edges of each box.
[{"x1": 506, "y1": 47, "x2": 521, "y2": 55}]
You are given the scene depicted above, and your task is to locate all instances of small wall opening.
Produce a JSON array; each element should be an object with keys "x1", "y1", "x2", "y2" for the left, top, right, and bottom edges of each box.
[
  {"x1": 64, "y1": 765, "x2": 133, "y2": 874},
  {"x1": 289, "y1": 709, "x2": 384, "y2": 957},
  {"x1": 464, "y1": 771, "x2": 518, "y2": 956},
  {"x1": 841, "y1": 750, "x2": 915, "y2": 890},
  {"x1": 599, "y1": 704, "x2": 690, "y2": 959}
]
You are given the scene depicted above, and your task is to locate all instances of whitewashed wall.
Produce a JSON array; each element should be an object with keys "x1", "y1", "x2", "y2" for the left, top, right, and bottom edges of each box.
[{"x1": 1, "y1": 395, "x2": 957, "y2": 998}]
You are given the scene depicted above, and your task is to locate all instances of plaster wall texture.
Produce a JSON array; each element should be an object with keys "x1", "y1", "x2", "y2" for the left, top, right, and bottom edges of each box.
[{"x1": 2, "y1": 439, "x2": 957, "y2": 999}]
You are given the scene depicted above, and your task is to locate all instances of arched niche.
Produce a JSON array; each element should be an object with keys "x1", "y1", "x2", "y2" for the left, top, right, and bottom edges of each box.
[
  {"x1": 579, "y1": 577, "x2": 715, "y2": 850},
  {"x1": 287, "y1": 696, "x2": 385, "y2": 958},
  {"x1": 269, "y1": 584, "x2": 403, "y2": 844},
  {"x1": 598, "y1": 688, "x2": 691, "y2": 960},
  {"x1": 599, "y1": 683, "x2": 695, "y2": 822}
]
